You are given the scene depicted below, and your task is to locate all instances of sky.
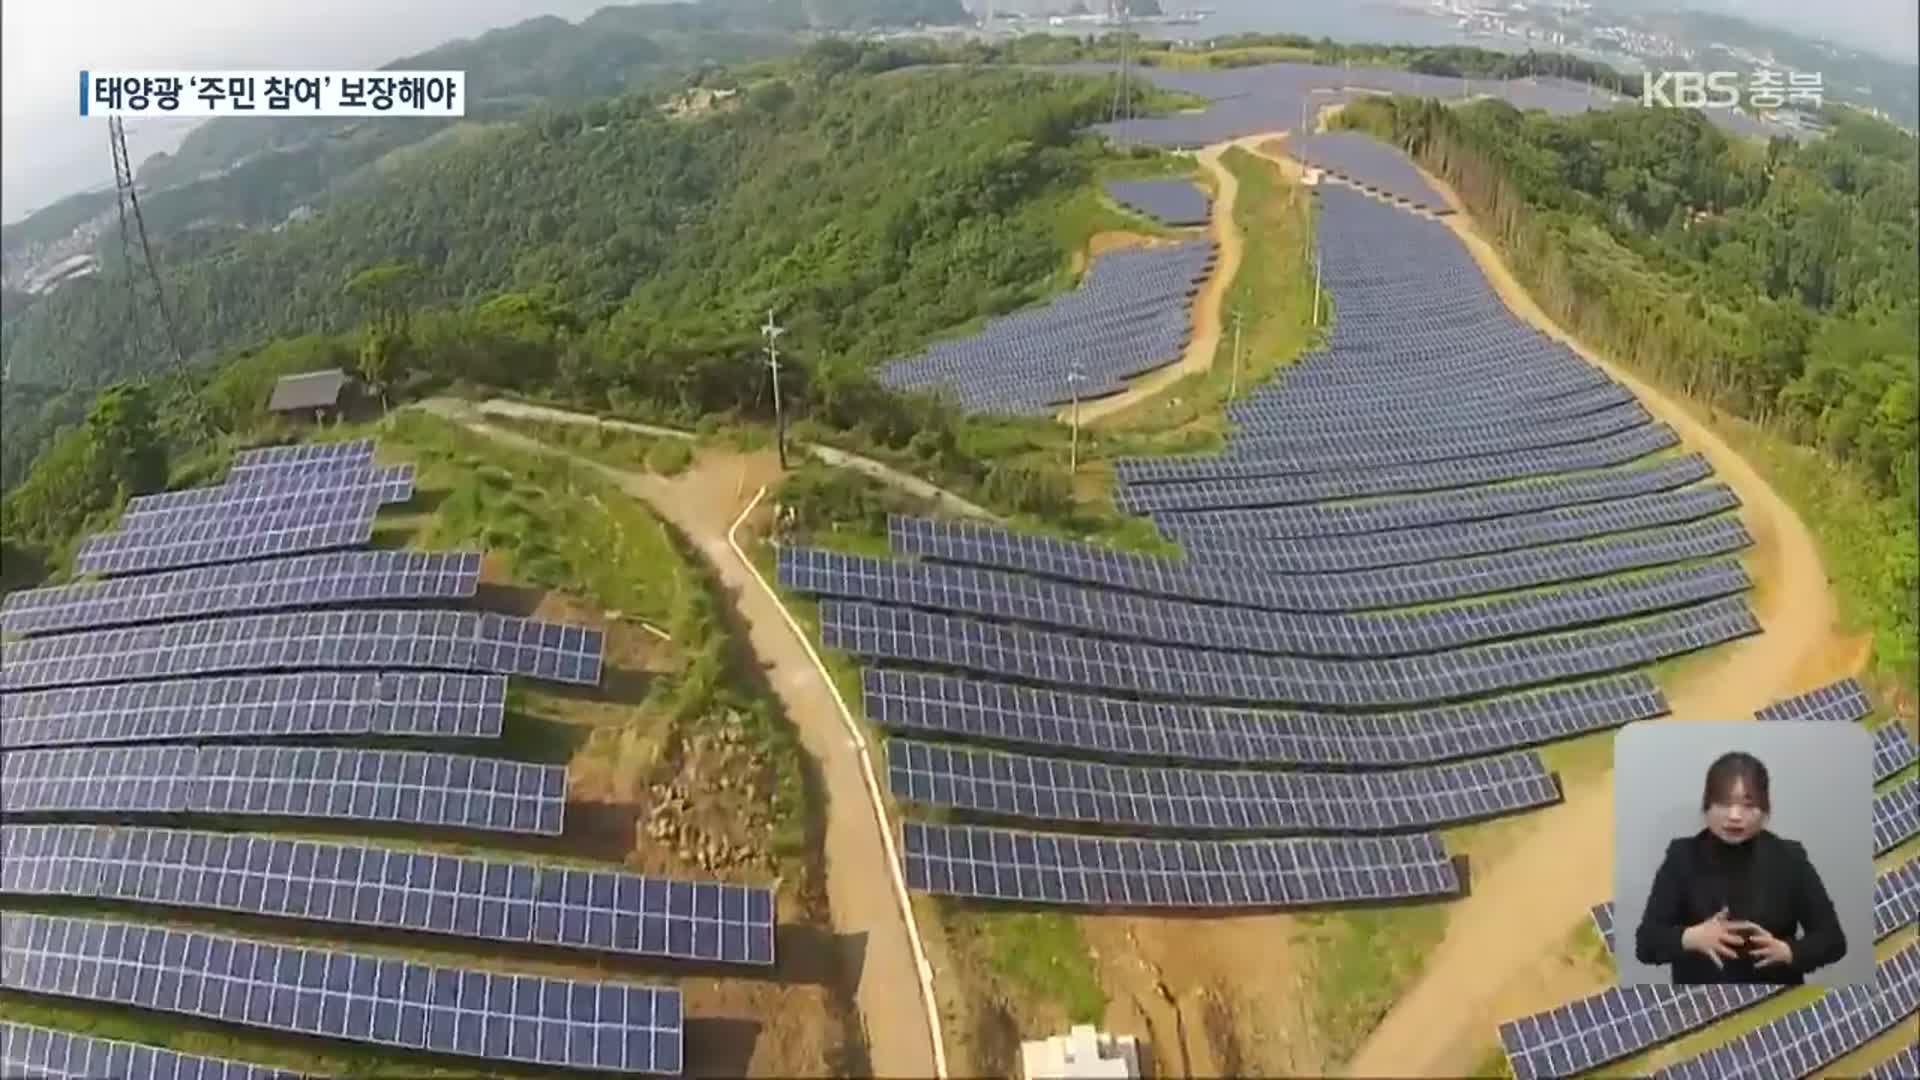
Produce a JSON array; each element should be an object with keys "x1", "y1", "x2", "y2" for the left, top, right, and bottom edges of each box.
[
  {"x1": 4, "y1": 0, "x2": 1915, "y2": 223},
  {"x1": 1, "y1": 0, "x2": 613, "y2": 222}
]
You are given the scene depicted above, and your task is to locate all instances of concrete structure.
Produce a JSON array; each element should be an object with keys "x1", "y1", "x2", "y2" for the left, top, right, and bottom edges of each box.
[{"x1": 1020, "y1": 1025, "x2": 1142, "y2": 1080}]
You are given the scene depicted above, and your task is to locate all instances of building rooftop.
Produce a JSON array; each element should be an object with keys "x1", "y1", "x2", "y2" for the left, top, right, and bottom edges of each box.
[
  {"x1": 267, "y1": 368, "x2": 350, "y2": 412},
  {"x1": 1021, "y1": 1025, "x2": 1141, "y2": 1080}
]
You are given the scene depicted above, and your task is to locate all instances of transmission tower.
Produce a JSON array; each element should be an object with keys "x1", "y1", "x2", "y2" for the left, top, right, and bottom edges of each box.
[
  {"x1": 109, "y1": 116, "x2": 188, "y2": 375},
  {"x1": 1107, "y1": 0, "x2": 1134, "y2": 144}
]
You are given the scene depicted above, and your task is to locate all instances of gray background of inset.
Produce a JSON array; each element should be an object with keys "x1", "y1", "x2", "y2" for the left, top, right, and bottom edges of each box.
[{"x1": 1612, "y1": 720, "x2": 1876, "y2": 987}]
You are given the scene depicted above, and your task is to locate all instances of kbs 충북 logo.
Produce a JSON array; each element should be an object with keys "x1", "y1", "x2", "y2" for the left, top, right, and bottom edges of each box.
[{"x1": 1641, "y1": 70, "x2": 1824, "y2": 111}]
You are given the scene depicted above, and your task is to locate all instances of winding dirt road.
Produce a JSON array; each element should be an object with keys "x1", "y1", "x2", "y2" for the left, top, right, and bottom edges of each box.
[
  {"x1": 1342, "y1": 172, "x2": 1846, "y2": 1077},
  {"x1": 418, "y1": 400, "x2": 942, "y2": 1079},
  {"x1": 1071, "y1": 134, "x2": 1275, "y2": 426}
]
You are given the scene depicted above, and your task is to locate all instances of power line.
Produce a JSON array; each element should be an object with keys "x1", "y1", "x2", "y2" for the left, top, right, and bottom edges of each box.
[{"x1": 109, "y1": 116, "x2": 188, "y2": 376}]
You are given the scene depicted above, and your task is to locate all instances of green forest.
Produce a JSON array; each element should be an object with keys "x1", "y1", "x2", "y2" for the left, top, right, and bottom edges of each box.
[
  {"x1": 0, "y1": 43, "x2": 1163, "y2": 574},
  {"x1": 1338, "y1": 95, "x2": 1919, "y2": 678}
]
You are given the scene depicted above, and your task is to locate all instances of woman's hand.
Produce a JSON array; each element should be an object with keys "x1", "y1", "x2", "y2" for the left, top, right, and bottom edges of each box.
[
  {"x1": 1679, "y1": 907, "x2": 1746, "y2": 967},
  {"x1": 1731, "y1": 923, "x2": 1795, "y2": 969}
]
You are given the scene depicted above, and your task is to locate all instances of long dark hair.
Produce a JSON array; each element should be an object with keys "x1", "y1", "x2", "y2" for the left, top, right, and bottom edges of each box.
[{"x1": 1701, "y1": 751, "x2": 1772, "y2": 812}]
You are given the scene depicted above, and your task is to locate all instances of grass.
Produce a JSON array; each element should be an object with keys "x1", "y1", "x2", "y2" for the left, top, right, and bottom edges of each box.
[
  {"x1": 943, "y1": 907, "x2": 1109, "y2": 1026},
  {"x1": 1292, "y1": 903, "x2": 1451, "y2": 1067},
  {"x1": 1092, "y1": 145, "x2": 1321, "y2": 444}
]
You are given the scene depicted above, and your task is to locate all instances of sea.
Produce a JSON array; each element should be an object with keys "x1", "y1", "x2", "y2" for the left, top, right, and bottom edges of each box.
[{"x1": 1023, "y1": 0, "x2": 1507, "y2": 51}]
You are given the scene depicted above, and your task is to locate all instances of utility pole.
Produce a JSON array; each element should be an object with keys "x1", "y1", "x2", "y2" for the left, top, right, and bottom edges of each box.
[
  {"x1": 1066, "y1": 368, "x2": 1087, "y2": 474},
  {"x1": 1230, "y1": 307, "x2": 1245, "y2": 399},
  {"x1": 761, "y1": 310, "x2": 788, "y2": 470}
]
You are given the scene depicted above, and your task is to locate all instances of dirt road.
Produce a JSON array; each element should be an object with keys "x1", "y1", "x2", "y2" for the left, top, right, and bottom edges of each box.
[
  {"x1": 1343, "y1": 171, "x2": 1847, "y2": 1077},
  {"x1": 469, "y1": 396, "x2": 996, "y2": 520},
  {"x1": 1072, "y1": 134, "x2": 1276, "y2": 426},
  {"x1": 419, "y1": 401, "x2": 942, "y2": 1079}
]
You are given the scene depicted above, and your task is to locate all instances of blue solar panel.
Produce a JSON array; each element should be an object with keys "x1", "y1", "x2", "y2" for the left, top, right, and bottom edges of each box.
[
  {"x1": 0, "y1": 1022, "x2": 301, "y2": 1080},
  {"x1": 72, "y1": 493, "x2": 379, "y2": 576},
  {"x1": 886, "y1": 514, "x2": 1753, "y2": 613},
  {"x1": 1875, "y1": 723, "x2": 1917, "y2": 784},
  {"x1": 2, "y1": 824, "x2": 776, "y2": 967},
  {"x1": 0, "y1": 550, "x2": 482, "y2": 636},
  {"x1": 861, "y1": 668, "x2": 1668, "y2": 768},
  {"x1": 0, "y1": 671, "x2": 506, "y2": 748},
  {"x1": 0, "y1": 912, "x2": 683, "y2": 1075},
  {"x1": 887, "y1": 738, "x2": 1560, "y2": 832},
  {"x1": 1103, "y1": 178, "x2": 1211, "y2": 226},
  {"x1": 1865, "y1": 1041, "x2": 1919, "y2": 1080},
  {"x1": 1874, "y1": 777, "x2": 1920, "y2": 853},
  {"x1": 122, "y1": 463, "x2": 412, "y2": 521},
  {"x1": 1754, "y1": 677, "x2": 1872, "y2": 724},
  {"x1": 1285, "y1": 132, "x2": 1449, "y2": 208},
  {"x1": 226, "y1": 439, "x2": 376, "y2": 483},
  {"x1": 821, "y1": 595, "x2": 1760, "y2": 708},
  {"x1": 901, "y1": 820, "x2": 1463, "y2": 908},
  {"x1": 1, "y1": 746, "x2": 566, "y2": 835},
  {"x1": 1153, "y1": 455, "x2": 1716, "y2": 541},
  {"x1": 782, "y1": 545, "x2": 1751, "y2": 657},
  {"x1": 1, "y1": 609, "x2": 604, "y2": 690}
]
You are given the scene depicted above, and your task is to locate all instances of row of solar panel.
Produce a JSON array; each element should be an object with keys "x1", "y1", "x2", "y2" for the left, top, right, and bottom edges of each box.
[
  {"x1": 899, "y1": 820, "x2": 1462, "y2": 908},
  {"x1": 1152, "y1": 455, "x2": 1715, "y2": 542},
  {"x1": 887, "y1": 513, "x2": 1754, "y2": 613},
  {"x1": 124, "y1": 462, "x2": 409, "y2": 519},
  {"x1": 1, "y1": 745, "x2": 567, "y2": 835},
  {"x1": 1221, "y1": 373, "x2": 1631, "y2": 440},
  {"x1": 1103, "y1": 178, "x2": 1210, "y2": 226},
  {"x1": 1170, "y1": 486, "x2": 1742, "y2": 572},
  {"x1": 1, "y1": 1022, "x2": 300, "y2": 1080},
  {"x1": 1115, "y1": 425, "x2": 1681, "y2": 513},
  {"x1": 861, "y1": 667, "x2": 1668, "y2": 769},
  {"x1": 1506, "y1": 856, "x2": 1919, "y2": 1080},
  {"x1": 781, "y1": 545, "x2": 1751, "y2": 658},
  {"x1": 0, "y1": 671, "x2": 508, "y2": 749},
  {"x1": 1286, "y1": 132, "x2": 1448, "y2": 209},
  {"x1": 1, "y1": 824, "x2": 775, "y2": 966},
  {"x1": 887, "y1": 737, "x2": 1560, "y2": 833},
  {"x1": 1, "y1": 608, "x2": 604, "y2": 690},
  {"x1": 0, "y1": 550, "x2": 482, "y2": 637},
  {"x1": 1113, "y1": 403, "x2": 1653, "y2": 485},
  {"x1": 819, "y1": 594, "x2": 1760, "y2": 709},
  {"x1": 76, "y1": 493, "x2": 381, "y2": 577},
  {"x1": 0, "y1": 913, "x2": 684, "y2": 1075}
]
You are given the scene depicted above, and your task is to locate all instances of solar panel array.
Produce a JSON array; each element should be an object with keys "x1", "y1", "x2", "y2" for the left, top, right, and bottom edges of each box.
[
  {"x1": 862, "y1": 668, "x2": 1667, "y2": 769},
  {"x1": 1, "y1": 609, "x2": 604, "y2": 690},
  {"x1": 1285, "y1": 132, "x2": 1449, "y2": 210},
  {"x1": 0, "y1": 912, "x2": 683, "y2": 1074},
  {"x1": 3, "y1": 824, "x2": 775, "y2": 967},
  {"x1": 1, "y1": 550, "x2": 482, "y2": 636},
  {"x1": 1103, "y1": 178, "x2": 1211, "y2": 226},
  {"x1": 783, "y1": 545, "x2": 1751, "y2": 658},
  {"x1": 1652, "y1": 941, "x2": 1920, "y2": 1080},
  {"x1": 227, "y1": 439, "x2": 376, "y2": 482},
  {"x1": 73, "y1": 494, "x2": 381, "y2": 576},
  {"x1": 1502, "y1": 859, "x2": 1920, "y2": 1080},
  {"x1": 901, "y1": 821, "x2": 1462, "y2": 908},
  {"x1": 122, "y1": 463, "x2": 413, "y2": 522},
  {"x1": 2, "y1": 746, "x2": 566, "y2": 835},
  {"x1": 888, "y1": 739, "x2": 1560, "y2": 833},
  {"x1": 1754, "y1": 677, "x2": 1873, "y2": 724},
  {"x1": 0, "y1": 1022, "x2": 302, "y2": 1080},
  {"x1": 1875, "y1": 723, "x2": 1918, "y2": 783},
  {"x1": 875, "y1": 239, "x2": 1215, "y2": 415},
  {"x1": 0, "y1": 671, "x2": 507, "y2": 748},
  {"x1": 1875, "y1": 777, "x2": 1920, "y2": 853},
  {"x1": 821, "y1": 595, "x2": 1759, "y2": 709},
  {"x1": 1064, "y1": 61, "x2": 1807, "y2": 149}
]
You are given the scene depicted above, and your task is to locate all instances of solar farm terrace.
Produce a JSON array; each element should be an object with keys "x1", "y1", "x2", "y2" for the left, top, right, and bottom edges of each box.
[
  {"x1": 0, "y1": 440, "x2": 775, "y2": 1075},
  {"x1": 779, "y1": 141, "x2": 1773, "y2": 920}
]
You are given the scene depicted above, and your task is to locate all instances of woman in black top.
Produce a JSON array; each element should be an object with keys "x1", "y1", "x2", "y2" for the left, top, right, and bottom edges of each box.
[{"x1": 1634, "y1": 751, "x2": 1847, "y2": 985}]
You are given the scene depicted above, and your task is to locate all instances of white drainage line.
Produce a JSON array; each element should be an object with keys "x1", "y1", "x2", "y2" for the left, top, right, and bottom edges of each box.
[{"x1": 726, "y1": 484, "x2": 949, "y2": 1080}]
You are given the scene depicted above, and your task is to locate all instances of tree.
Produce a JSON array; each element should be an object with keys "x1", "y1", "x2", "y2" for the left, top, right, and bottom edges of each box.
[
  {"x1": 86, "y1": 383, "x2": 168, "y2": 499},
  {"x1": 344, "y1": 261, "x2": 424, "y2": 406}
]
